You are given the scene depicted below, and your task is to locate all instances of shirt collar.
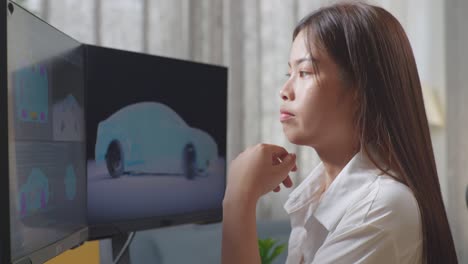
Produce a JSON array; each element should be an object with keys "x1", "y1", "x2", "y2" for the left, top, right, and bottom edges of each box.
[
  {"x1": 284, "y1": 149, "x2": 381, "y2": 231},
  {"x1": 283, "y1": 162, "x2": 326, "y2": 214}
]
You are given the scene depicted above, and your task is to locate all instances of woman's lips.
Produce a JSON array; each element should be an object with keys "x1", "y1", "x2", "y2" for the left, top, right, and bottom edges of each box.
[{"x1": 280, "y1": 110, "x2": 295, "y2": 122}]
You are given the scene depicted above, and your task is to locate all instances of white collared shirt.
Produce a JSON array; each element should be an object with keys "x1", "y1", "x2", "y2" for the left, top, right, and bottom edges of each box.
[{"x1": 284, "y1": 151, "x2": 422, "y2": 264}]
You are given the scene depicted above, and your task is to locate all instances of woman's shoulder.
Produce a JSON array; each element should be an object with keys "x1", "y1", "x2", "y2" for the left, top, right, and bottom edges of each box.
[
  {"x1": 342, "y1": 174, "x2": 422, "y2": 257},
  {"x1": 370, "y1": 175, "x2": 420, "y2": 224},
  {"x1": 321, "y1": 172, "x2": 422, "y2": 263},
  {"x1": 344, "y1": 172, "x2": 420, "y2": 224},
  {"x1": 346, "y1": 173, "x2": 421, "y2": 228},
  {"x1": 370, "y1": 175, "x2": 423, "y2": 257}
]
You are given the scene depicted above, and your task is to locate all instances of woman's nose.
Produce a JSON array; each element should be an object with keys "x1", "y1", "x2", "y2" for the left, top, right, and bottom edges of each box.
[{"x1": 280, "y1": 83, "x2": 294, "y2": 101}]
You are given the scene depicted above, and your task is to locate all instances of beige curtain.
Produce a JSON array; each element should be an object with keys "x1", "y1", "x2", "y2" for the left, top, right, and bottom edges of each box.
[
  {"x1": 446, "y1": 0, "x2": 468, "y2": 261},
  {"x1": 21, "y1": 0, "x2": 467, "y2": 261}
]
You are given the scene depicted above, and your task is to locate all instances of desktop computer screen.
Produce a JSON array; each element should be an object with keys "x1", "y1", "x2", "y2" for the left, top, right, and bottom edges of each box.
[
  {"x1": 0, "y1": 3, "x2": 227, "y2": 262},
  {"x1": 85, "y1": 45, "x2": 227, "y2": 239},
  {"x1": 6, "y1": 2, "x2": 88, "y2": 263}
]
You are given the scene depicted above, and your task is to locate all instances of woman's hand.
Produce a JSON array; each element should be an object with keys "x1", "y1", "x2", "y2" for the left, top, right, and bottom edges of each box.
[
  {"x1": 222, "y1": 144, "x2": 297, "y2": 264},
  {"x1": 224, "y1": 143, "x2": 297, "y2": 206}
]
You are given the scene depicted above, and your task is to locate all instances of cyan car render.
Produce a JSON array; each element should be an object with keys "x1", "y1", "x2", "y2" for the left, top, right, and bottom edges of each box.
[{"x1": 94, "y1": 102, "x2": 218, "y2": 180}]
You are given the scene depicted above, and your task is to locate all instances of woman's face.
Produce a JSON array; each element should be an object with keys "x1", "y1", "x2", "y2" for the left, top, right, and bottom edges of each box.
[{"x1": 280, "y1": 30, "x2": 355, "y2": 147}]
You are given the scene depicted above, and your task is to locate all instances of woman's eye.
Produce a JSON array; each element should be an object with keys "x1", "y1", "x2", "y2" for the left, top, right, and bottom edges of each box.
[
  {"x1": 299, "y1": 71, "x2": 311, "y2": 78},
  {"x1": 285, "y1": 73, "x2": 291, "y2": 78}
]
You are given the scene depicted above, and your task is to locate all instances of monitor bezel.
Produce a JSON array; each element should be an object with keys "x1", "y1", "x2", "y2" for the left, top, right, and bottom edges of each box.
[
  {"x1": 83, "y1": 44, "x2": 228, "y2": 241},
  {"x1": 6, "y1": 2, "x2": 89, "y2": 263},
  {"x1": 88, "y1": 209, "x2": 223, "y2": 241},
  {"x1": 1, "y1": 1, "x2": 12, "y2": 263}
]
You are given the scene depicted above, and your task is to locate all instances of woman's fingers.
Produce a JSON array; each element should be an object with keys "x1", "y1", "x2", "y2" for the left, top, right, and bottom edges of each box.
[
  {"x1": 292, "y1": 164, "x2": 298, "y2": 172},
  {"x1": 228, "y1": 144, "x2": 297, "y2": 198},
  {"x1": 271, "y1": 149, "x2": 296, "y2": 193},
  {"x1": 261, "y1": 143, "x2": 288, "y2": 155},
  {"x1": 272, "y1": 149, "x2": 290, "y2": 164},
  {"x1": 272, "y1": 175, "x2": 293, "y2": 194},
  {"x1": 282, "y1": 176, "x2": 293, "y2": 188},
  {"x1": 274, "y1": 149, "x2": 298, "y2": 171}
]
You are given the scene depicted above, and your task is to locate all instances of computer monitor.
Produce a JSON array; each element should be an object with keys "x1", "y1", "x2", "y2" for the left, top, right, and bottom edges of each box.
[
  {"x1": 2, "y1": 2, "x2": 88, "y2": 263},
  {"x1": 85, "y1": 45, "x2": 228, "y2": 240}
]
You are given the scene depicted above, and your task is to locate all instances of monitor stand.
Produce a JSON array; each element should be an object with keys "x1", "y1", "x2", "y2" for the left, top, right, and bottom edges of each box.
[{"x1": 111, "y1": 233, "x2": 132, "y2": 264}]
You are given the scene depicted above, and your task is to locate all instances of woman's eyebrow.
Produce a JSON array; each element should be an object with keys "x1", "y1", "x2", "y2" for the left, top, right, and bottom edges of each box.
[{"x1": 288, "y1": 57, "x2": 317, "y2": 67}]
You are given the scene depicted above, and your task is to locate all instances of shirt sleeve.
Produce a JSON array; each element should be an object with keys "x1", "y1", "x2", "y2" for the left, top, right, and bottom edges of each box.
[{"x1": 310, "y1": 223, "x2": 398, "y2": 264}]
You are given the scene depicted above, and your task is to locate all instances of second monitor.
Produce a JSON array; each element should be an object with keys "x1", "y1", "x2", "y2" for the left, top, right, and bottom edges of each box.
[{"x1": 85, "y1": 45, "x2": 228, "y2": 239}]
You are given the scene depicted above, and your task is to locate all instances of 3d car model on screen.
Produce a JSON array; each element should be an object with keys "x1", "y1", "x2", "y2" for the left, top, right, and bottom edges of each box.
[{"x1": 95, "y1": 102, "x2": 219, "y2": 179}]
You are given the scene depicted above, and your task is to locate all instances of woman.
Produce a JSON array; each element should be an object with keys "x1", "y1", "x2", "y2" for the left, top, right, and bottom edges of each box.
[{"x1": 222, "y1": 2, "x2": 458, "y2": 264}]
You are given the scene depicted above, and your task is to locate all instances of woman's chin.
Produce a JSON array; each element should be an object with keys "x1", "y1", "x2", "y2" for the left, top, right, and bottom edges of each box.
[
  {"x1": 283, "y1": 129, "x2": 315, "y2": 146},
  {"x1": 283, "y1": 131, "x2": 313, "y2": 146}
]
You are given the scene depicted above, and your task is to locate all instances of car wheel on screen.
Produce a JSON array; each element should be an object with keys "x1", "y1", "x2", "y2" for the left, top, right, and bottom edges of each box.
[
  {"x1": 105, "y1": 140, "x2": 124, "y2": 178},
  {"x1": 183, "y1": 143, "x2": 197, "y2": 180}
]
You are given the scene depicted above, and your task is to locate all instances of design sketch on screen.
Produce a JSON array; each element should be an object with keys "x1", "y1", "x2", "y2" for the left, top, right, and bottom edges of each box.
[
  {"x1": 95, "y1": 102, "x2": 219, "y2": 180},
  {"x1": 16, "y1": 168, "x2": 50, "y2": 218},
  {"x1": 52, "y1": 94, "x2": 84, "y2": 141},
  {"x1": 14, "y1": 63, "x2": 49, "y2": 123}
]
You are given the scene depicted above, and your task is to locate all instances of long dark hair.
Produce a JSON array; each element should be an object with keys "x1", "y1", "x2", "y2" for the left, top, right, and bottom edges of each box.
[{"x1": 293, "y1": 2, "x2": 457, "y2": 263}]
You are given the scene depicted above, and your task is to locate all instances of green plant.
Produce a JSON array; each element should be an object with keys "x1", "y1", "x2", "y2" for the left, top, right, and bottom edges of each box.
[{"x1": 258, "y1": 238, "x2": 287, "y2": 264}]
